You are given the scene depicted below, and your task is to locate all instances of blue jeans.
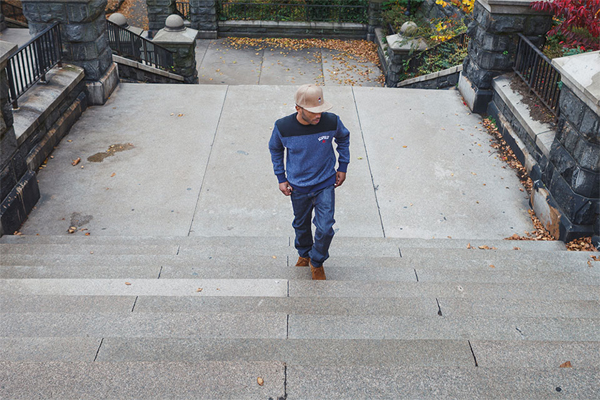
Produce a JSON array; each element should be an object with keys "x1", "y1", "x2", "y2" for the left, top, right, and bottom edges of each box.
[{"x1": 290, "y1": 185, "x2": 335, "y2": 268}]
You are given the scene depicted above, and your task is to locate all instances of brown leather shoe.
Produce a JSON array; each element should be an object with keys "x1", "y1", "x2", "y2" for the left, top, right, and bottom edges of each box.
[
  {"x1": 310, "y1": 261, "x2": 326, "y2": 280},
  {"x1": 295, "y1": 256, "x2": 310, "y2": 267}
]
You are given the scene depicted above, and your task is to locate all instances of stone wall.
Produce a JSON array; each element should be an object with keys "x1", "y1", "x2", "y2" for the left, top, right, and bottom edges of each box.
[
  {"x1": 21, "y1": 0, "x2": 118, "y2": 105},
  {"x1": 0, "y1": 11, "x2": 6, "y2": 32},
  {"x1": 397, "y1": 65, "x2": 462, "y2": 89},
  {"x1": 147, "y1": 0, "x2": 176, "y2": 35},
  {"x1": 14, "y1": 66, "x2": 87, "y2": 172},
  {"x1": 218, "y1": 21, "x2": 367, "y2": 39},
  {"x1": 190, "y1": 0, "x2": 217, "y2": 38},
  {"x1": 114, "y1": 55, "x2": 184, "y2": 83},
  {"x1": 1, "y1": 43, "x2": 40, "y2": 236},
  {"x1": 459, "y1": 0, "x2": 552, "y2": 113},
  {"x1": 537, "y1": 83, "x2": 600, "y2": 240}
]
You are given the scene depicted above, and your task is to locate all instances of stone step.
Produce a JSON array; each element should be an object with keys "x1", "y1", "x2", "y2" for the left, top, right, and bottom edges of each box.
[
  {"x1": 0, "y1": 361, "x2": 286, "y2": 399},
  {"x1": 1, "y1": 337, "x2": 475, "y2": 366},
  {"x1": 3, "y1": 338, "x2": 595, "y2": 369},
  {"x1": 1, "y1": 361, "x2": 597, "y2": 398},
  {"x1": 1, "y1": 312, "x2": 598, "y2": 342},
  {"x1": 1, "y1": 249, "x2": 593, "y2": 270},
  {"x1": 1, "y1": 279, "x2": 597, "y2": 301},
  {"x1": 0, "y1": 234, "x2": 569, "y2": 252},
  {"x1": 2, "y1": 262, "x2": 598, "y2": 284},
  {"x1": 285, "y1": 365, "x2": 599, "y2": 399},
  {"x1": 4, "y1": 295, "x2": 598, "y2": 319}
]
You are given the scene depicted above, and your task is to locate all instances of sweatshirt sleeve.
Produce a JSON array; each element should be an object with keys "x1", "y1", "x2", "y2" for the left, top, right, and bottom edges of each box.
[
  {"x1": 268, "y1": 124, "x2": 287, "y2": 183},
  {"x1": 335, "y1": 116, "x2": 350, "y2": 173}
]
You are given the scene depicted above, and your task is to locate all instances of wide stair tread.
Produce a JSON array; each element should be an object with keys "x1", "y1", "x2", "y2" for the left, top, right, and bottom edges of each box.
[{"x1": 1, "y1": 235, "x2": 598, "y2": 398}]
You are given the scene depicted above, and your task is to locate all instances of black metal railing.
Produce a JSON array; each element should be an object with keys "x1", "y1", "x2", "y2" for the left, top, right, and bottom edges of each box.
[
  {"x1": 513, "y1": 33, "x2": 561, "y2": 117},
  {"x1": 402, "y1": 32, "x2": 469, "y2": 76},
  {"x1": 6, "y1": 23, "x2": 62, "y2": 109},
  {"x1": 217, "y1": 1, "x2": 368, "y2": 23},
  {"x1": 1, "y1": 2, "x2": 27, "y2": 24},
  {"x1": 175, "y1": 1, "x2": 190, "y2": 19},
  {"x1": 106, "y1": 20, "x2": 174, "y2": 71}
]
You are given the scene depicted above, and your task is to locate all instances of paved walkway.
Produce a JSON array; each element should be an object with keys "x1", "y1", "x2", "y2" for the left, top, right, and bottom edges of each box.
[{"x1": 20, "y1": 83, "x2": 534, "y2": 239}]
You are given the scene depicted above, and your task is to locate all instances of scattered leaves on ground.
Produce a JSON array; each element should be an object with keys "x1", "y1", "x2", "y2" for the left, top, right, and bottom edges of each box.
[{"x1": 565, "y1": 237, "x2": 598, "y2": 252}]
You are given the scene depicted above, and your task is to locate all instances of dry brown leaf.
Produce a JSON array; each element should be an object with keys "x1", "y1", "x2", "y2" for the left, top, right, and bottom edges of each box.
[
  {"x1": 72, "y1": 158, "x2": 81, "y2": 166},
  {"x1": 489, "y1": 264, "x2": 495, "y2": 268},
  {"x1": 125, "y1": 282, "x2": 131, "y2": 285},
  {"x1": 257, "y1": 377, "x2": 264, "y2": 386},
  {"x1": 196, "y1": 288, "x2": 203, "y2": 292},
  {"x1": 513, "y1": 247, "x2": 521, "y2": 250},
  {"x1": 111, "y1": 173, "x2": 116, "y2": 177},
  {"x1": 559, "y1": 361, "x2": 572, "y2": 368}
]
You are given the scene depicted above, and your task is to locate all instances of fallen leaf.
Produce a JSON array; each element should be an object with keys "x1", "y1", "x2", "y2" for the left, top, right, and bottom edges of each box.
[
  {"x1": 72, "y1": 158, "x2": 81, "y2": 166},
  {"x1": 111, "y1": 173, "x2": 116, "y2": 177},
  {"x1": 559, "y1": 361, "x2": 572, "y2": 368},
  {"x1": 467, "y1": 243, "x2": 472, "y2": 249},
  {"x1": 85, "y1": 232, "x2": 91, "y2": 236},
  {"x1": 272, "y1": 256, "x2": 277, "y2": 259},
  {"x1": 513, "y1": 247, "x2": 521, "y2": 250},
  {"x1": 257, "y1": 377, "x2": 264, "y2": 386},
  {"x1": 196, "y1": 288, "x2": 203, "y2": 292},
  {"x1": 490, "y1": 264, "x2": 495, "y2": 268},
  {"x1": 402, "y1": 145, "x2": 408, "y2": 148},
  {"x1": 125, "y1": 282, "x2": 131, "y2": 286}
]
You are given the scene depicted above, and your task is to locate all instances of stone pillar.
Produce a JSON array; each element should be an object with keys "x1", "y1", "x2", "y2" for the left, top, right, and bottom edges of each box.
[
  {"x1": 21, "y1": 0, "x2": 119, "y2": 105},
  {"x1": 458, "y1": 0, "x2": 552, "y2": 113},
  {"x1": 367, "y1": 0, "x2": 384, "y2": 42},
  {"x1": 153, "y1": 15, "x2": 198, "y2": 84},
  {"x1": 0, "y1": 42, "x2": 40, "y2": 236},
  {"x1": 189, "y1": 0, "x2": 217, "y2": 39},
  {"x1": 533, "y1": 52, "x2": 600, "y2": 243},
  {"x1": 0, "y1": 11, "x2": 7, "y2": 32},
  {"x1": 146, "y1": 0, "x2": 175, "y2": 37}
]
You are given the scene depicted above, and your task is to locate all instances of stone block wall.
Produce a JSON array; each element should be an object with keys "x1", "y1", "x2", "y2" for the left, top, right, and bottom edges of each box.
[
  {"x1": 1, "y1": 11, "x2": 7, "y2": 31},
  {"x1": 190, "y1": 0, "x2": 217, "y2": 35},
  {"x1": 218, "y1": 21, "x2": 367, "y2": 39},
  {"x1": 463, "y1": 1, "x2": 552, "y2": 92},
  {"x1": 147, "y1": 0, "x2": 176, "y2": 35},
  {"x1": 1, "y1": 45, "x2": 40, "y2": 236},
  {"x1": 538, "y1": 85, "x2": 600, "y2": 239},
  {"x1": 22, "y1": 0, "x2": 113, "y2": 83}
]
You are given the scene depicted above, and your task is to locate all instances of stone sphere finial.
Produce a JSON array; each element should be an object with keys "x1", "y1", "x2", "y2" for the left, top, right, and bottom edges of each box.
[
  {"x1": 400, "y1": 21, "x2": 418, "y2": 35},
  {"x1": 108, "y1": 13, "x2": 129, "y2": 28},
  {"x1": 165, "y1": 14, "x2": 185, "y2": 32}
]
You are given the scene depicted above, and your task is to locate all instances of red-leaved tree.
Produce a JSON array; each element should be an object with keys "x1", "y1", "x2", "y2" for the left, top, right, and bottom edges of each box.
[{"x1": 532, "y1": 0, "x2": 600, "y2": 51}]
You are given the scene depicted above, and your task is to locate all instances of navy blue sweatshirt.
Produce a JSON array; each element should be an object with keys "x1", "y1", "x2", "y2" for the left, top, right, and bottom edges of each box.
[{"x1": 269, "y1": 112, "x2": 350, "y2": 193}]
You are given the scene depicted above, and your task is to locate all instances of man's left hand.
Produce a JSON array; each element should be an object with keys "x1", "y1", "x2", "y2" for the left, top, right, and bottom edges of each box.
[{"x1": 335, "y1": 171, "x2": 346, "y2": 188}]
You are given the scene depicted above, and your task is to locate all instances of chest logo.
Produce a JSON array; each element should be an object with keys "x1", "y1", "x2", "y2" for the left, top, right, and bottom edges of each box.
[{"x1": 318, "y1": 135, "x2": 330, "y2": 143}]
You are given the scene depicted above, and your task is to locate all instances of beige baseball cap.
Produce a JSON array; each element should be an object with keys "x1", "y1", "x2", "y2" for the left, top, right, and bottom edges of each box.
[{"x1": 295, "y1": 84, "x2": 332, "y2": 113}]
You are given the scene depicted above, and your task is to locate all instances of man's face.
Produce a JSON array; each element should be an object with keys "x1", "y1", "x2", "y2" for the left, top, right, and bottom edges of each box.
[{"x1": 296, "y1": 106, "x2": 321, "y2": 125}]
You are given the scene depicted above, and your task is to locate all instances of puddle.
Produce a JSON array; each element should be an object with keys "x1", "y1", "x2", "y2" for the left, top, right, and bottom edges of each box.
[{"x1": 88, "y1": 143, "x2": 135, "y2": 162}]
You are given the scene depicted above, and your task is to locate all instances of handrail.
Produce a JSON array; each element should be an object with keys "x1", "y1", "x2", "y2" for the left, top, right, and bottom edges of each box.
[
  {"x1": 217, "y1": 1, "x2": 368, "y2": 24},
  {"x1": 513, "y1": 33, "x2": 561, "y2": 118},
  {"x1": 6, "y1": 22, "x2": 62, "y2": 109},
  {"x1": 106, "y1": 20, "x2": 174, "y2": 71}
]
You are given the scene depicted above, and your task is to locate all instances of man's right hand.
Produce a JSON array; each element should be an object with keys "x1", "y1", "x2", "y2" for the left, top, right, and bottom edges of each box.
[{"x1": 279, "y1": 181, "x2": 293, "y2": 196}]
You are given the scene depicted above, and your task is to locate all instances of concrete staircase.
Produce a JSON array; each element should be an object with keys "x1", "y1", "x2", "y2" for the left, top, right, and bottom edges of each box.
[{"x1": 1, "y1": 235, "x2": 598, "y2": 398}]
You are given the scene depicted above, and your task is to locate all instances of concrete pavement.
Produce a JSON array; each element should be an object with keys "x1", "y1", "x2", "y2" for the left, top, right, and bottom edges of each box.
[{"x1": 18, "y1": 83, "x2": 534, "y2": 239}]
